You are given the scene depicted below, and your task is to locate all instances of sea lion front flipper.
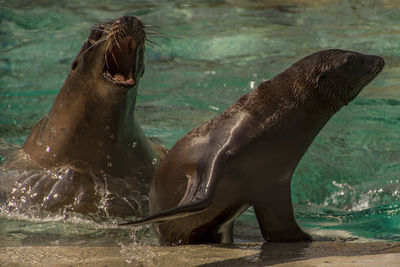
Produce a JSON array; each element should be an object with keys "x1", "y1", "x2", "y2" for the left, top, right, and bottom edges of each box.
[
  {"x1": 121, "y1": 115, "x2": 254, "y2": 227},
  {"x1": 119, "y1": 196, "x2": 211, "y2": 226},
  {"x1": 253, "y1": 183, "x2": 311, "y2": 242},
  {"x1": 119, "y1": 167, "x2": 219, "y2": 226}
]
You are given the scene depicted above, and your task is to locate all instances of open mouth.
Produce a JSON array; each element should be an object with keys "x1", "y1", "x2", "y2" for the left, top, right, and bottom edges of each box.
[{"x1": 103, "y1": 36, "x2": 139, "y2": 88}]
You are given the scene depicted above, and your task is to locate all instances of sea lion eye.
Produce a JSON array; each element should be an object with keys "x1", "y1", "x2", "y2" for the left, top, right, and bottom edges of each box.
[
  {"x1": 71, "y1": 59, "x2": 78, "y2": 70},
  {"x1": 88, "y1": 26, "x2": 104, "y2": 44},
  {"x1": 344, "y1": 53, "x2": 358, "y2": 65}
]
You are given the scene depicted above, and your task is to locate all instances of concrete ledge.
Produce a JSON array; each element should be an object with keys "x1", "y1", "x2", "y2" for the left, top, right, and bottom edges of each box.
[{"x1": 1, "y1": 242, "x2": 399, "y2": 266}]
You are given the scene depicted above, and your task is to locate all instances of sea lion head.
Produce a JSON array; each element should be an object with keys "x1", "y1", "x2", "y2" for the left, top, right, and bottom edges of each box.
[
  {"x1": 289, "y1": 49, "x2": 385, "y2": 112},
  {"x1": 70, "y1": 16, "x2": 146, "y2": 93}
]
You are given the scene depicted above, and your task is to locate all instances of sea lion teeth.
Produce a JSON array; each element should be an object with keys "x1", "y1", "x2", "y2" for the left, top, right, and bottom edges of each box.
[
  {"x1": 113, "y1": 73, "x2": 125, "y2": 82},
  {"x1": 112, "y1": 74, "x2": 135, "y2": 85},
  {"x1": 126, "y1": 78, "x2": 135, "y2": 84}
]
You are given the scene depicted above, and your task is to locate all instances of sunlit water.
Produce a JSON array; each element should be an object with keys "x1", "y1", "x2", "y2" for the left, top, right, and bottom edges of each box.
[{"x1": 1, "y1": 0, "x2": 399, "y2": 246}]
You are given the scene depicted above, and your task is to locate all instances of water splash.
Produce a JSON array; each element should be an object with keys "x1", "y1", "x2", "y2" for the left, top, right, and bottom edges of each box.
[
  {"x1": 1, "y1": 0, "x2": 400, "y2": 244},
  {"x1": 119, "y1": 226, "x2": 158, "y2": 265}
]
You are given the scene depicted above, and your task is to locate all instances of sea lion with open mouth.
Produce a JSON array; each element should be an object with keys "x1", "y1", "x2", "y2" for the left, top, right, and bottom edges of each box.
[
  {"x1": 121, "y1": 49, "x2": 384, "y2": 244},
  {"x1": 0, "y1": 16, "x2": 166, "y2": 219}
]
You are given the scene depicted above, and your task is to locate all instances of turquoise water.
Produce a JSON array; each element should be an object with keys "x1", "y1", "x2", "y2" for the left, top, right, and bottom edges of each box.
[{"x1": 1, "y1": 0, "x2": 400, "y2": 245}]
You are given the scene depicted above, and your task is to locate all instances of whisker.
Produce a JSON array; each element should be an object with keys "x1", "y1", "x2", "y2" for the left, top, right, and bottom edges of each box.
[
  {"x1": 80, "y1": 37, "x2": 107, "y2": 57},
  {"x1": 145, "y1": 42, "x2": 164, "y2": 58},
  {"x1": 145, "y1": 40, "x2": 173, "y2": 67},
  {"x1": 111, "y1": 50, "x2": 119, "y2": 67},
  {"x1": 104, "y1": 42, "x2": 111, "y2": 70},
  {"x1": 145, "y1": 29, "x2": 165, "y2": 34},
  {"x1": 146, "y1": 38, "x2": 160, "y2": 47},
  {"x1": 146, "y1": 44, "x2": 173, "y2": 67},
  {"x1": 106, "y1": 30, "x2": 118, "y2": 39},
  {"x1": 114, "y1": 34, "x2": 122, "y2": 51},
  {"x1": 146, "y1": 43, "x2": 158, "y2": 53},
  {"x1": 95, "y1": 28, "x2": 108, "y2": 33},
  {"x1": 107, "y1": 25, "x2": 119, "y2": 38},
  {"x1": 123, "y1": 24, "x2": 128, "y2": 36},
  {"x1": 145, "y1": 28, "x2": 183, "y2": 39},
  {"x1": 92, "y1": 36, "x2": 108, "y2": 44},
  {"x1": 146, "y1": 32, "x2": 170, "y2": 38},
  {"x1": 144, "y1": 24, "x2": 161, "y2": 29}
]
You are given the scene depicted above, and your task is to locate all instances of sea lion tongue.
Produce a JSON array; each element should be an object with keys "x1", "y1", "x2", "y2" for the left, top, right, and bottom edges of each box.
[{"x1": 107, "y1": 36, "x2": 137, "y2": 86}]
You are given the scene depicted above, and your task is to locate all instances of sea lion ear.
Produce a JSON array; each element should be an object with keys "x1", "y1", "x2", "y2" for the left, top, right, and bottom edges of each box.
[
  {"x1": 71, "y1": 59, "x2": 78, "y2": 70},
  {"x1": 316, "y1": 70, "x2": 328, "y2": 84},
  {"x1": 343, "y1": 53, "x2": 358, "y2": 65},
  {"x1": 141, "y1": 65, "x2": 145, "y2": 77}
]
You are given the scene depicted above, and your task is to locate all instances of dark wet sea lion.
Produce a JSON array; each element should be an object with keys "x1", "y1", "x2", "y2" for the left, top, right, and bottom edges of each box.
[
  {"x1": 0, "y1": 16, "x2": 166, "y2": 219},
  {"x1": 121, "y1": 49, "x2": 385, "y2": 244}
]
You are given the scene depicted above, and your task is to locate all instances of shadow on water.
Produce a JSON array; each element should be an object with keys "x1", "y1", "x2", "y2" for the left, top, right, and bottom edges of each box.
[{"x1": 198, "y1": 242, "x2": 400, "y2": 266}]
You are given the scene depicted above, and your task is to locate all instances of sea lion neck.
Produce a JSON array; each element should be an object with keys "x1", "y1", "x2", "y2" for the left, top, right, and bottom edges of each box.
[
  {"x1": 5, "y1": 16, "x2": 166, "y2": 220},
  {"x1": 257, "y1": 65, "x2": 341, "y2": 116},
  {"x1": 256, "y1": 72, "x2": 328, "y2": 116},
  {"x1": 22, "y1": 74, "x2": 155, "y2": 177},
  {"x1": 252, "y1": 75, "x2": 334, "y2": 155}
]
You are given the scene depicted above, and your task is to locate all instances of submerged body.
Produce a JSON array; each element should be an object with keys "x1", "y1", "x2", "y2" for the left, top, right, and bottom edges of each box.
[
  {"x1": 0, "y1": 16, "x2": 166, "y2": 219},
  {"x1": 122, "y1": 49, "x2": 384, "y2": 244}
]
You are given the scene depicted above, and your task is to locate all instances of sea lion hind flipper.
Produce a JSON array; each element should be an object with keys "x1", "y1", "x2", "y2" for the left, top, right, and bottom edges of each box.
[{"x1": 119, "y1": 197, "x2": 211, "y2": 226}]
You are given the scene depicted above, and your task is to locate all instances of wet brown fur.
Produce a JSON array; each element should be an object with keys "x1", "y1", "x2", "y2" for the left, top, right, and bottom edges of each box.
[
  {"x1": 122, "y1": 49, "x2": 384, "y2": 245},
  {"x1": 1, "y1": 16, "x2": 166, "y2": 219}
]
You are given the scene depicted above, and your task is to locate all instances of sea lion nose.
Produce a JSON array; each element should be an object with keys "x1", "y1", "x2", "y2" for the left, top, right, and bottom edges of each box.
[
  {"x1": 120, "y1": 16, "x2": 137, "y2": 25},
  {"x1": 118, "y1": 16, "x2": 143, "y2": 36},
  {"x1": 375, "y1": 56, "x2": 385, "y2": 67},
  {"x1": 367, "y1": 55, "x2": 385, "y2": 71}
]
